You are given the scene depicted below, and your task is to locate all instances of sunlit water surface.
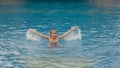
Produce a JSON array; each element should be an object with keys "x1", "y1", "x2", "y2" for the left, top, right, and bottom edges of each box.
[{"x1": 0, "y1": 0, "x2": 120, "y2": 68}]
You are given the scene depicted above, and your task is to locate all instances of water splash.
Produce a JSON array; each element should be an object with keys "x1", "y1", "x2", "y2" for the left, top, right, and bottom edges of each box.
[
  {"x1": 26, "y1": 29, "x2": 41, "y2": 41},
  {"x1": 64, "y1": 27, "x2": 82, "y2": 41},
  {"x1": 26, "y1": 27, "x2": 82, "y2": 41}
]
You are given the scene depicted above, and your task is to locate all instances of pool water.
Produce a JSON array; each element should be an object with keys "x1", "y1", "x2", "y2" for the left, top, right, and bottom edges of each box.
[{"x1": 0, "y1": 0, "x2": 120, "y2": 68}]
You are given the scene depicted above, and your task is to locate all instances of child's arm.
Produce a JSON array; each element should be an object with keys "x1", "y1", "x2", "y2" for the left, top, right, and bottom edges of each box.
[
  {"x1": 59, "y1": 26, "x2": 77, "y2": 39},
  {"x1": 31, "y1": 29, "x2": 49, "y2": 39}
]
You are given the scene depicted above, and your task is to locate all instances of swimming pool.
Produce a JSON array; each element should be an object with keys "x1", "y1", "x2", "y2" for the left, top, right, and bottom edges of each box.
[{"x1": 0, "y1": 0, "x2": 120, "y2": 68}]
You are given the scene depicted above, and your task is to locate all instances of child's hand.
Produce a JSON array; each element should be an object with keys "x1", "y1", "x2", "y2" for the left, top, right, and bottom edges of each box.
[
  {"x1": 30, "y1": 29, "x2": 36, "y2": 32},
  {"x1": 71, "y1": 26, "x2": 77, "y2": 30}
]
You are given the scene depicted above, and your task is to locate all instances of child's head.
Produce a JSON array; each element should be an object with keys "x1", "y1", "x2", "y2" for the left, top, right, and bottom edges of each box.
[{"x1": 50, "y1": 29, "x2": 58, "y2": 38}]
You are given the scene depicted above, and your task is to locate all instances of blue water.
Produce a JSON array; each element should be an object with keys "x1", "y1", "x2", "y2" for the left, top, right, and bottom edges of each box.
[{"x1": 0, "y1": 0, "x2": 120, "y2": 68}]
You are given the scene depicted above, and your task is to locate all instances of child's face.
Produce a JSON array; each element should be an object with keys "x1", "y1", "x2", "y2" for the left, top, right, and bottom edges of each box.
[{"x1": 50, "y1": 30, "x2": 57, "y2": 38}]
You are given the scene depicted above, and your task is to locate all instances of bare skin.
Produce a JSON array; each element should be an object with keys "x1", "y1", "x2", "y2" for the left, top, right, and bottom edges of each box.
[{"x1": 31, "y1": 26, "x2": 77, "y2": 48}]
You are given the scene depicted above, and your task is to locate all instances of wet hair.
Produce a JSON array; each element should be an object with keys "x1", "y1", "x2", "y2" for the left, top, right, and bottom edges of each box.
[{"x1": 50, "y1": 29, "x2": 57, "y2": 34}]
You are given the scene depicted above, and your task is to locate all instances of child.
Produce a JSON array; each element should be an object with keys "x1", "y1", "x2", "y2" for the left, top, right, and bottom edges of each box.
[{"x1": 31, "y1": 26, "x2": 77, "y2": 48}]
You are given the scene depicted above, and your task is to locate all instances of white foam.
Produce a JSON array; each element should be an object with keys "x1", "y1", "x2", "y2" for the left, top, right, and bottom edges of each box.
[
  {"x1": 64, "y1": 27, "x2": 82, "y2": 41},
  {"x1": 26, "y1": 29, "x2": 41, "y2": 41},
  {"x1": 26, "y1": 27, "x2": 82, "y2": 42}
]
